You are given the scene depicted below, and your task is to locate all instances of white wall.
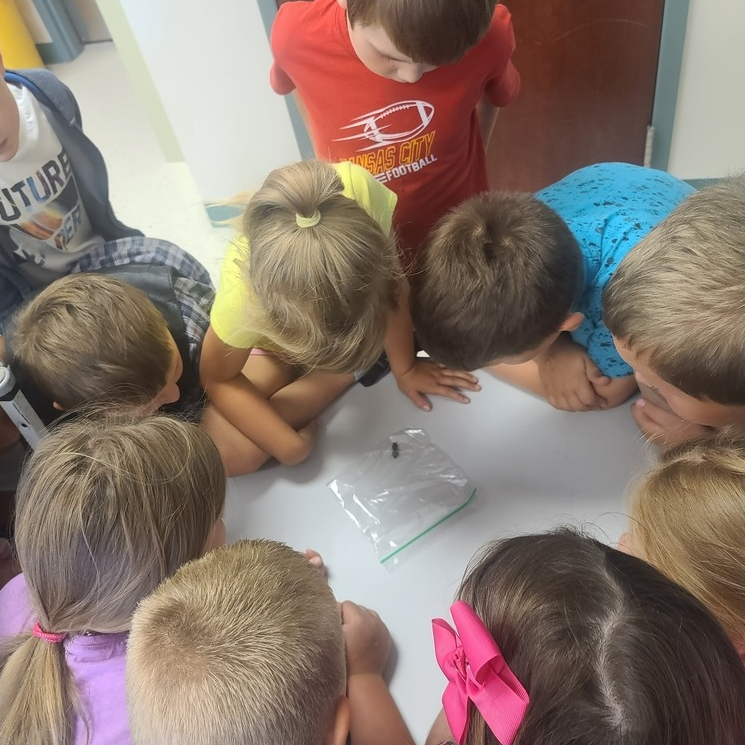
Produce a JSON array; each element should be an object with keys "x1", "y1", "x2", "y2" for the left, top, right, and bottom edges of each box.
[
  {"x1": 109, "y1": 0, "x2": 300, "y2": 199},
  {"x1": 16, "y1": 0, "x2": 52, "y2": 43},
  {"x1": 109, "y1": 0, "x2": 743, "y2": 194},
  {"x1": 667, "y1": 0, "x2": 745, "y2": 179}
]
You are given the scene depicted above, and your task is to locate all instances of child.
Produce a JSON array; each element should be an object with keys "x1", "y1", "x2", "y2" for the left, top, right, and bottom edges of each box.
[
  {"x1": 0, "y1": 413, "x2": 226, "y2": 745},
  {"x1": 200, "y1": 159, "x2": 478, "y2": 467},
  {"x1": 604, "y1": 177, "x2": 745, "y2": 446},
  {"x1": 411, "y1": 163, "x2": 693, "y2": 412},
  {"x1": 126, "y1": 539, "x2": 414, "y2": 745},
  {"x1": 0, "y1": 54, "x2": 140, "y2": 328},
  {"x1": 621, "y1": 434, "x2": 745, "y2": 656},
  {"x1": 6, "y1": 240, "x2": 213, "y2": 418},
  {"x1": 0, "y1": 51, "x2": 141, "y2": 456},
  {"x1": 5, "y1": 253, "x2": 279, "y2": 476},
  {"x1": 269, "y1": 0, "x2": 520, "y2": 264},
  {"x1": 426, "y1": 529, "x2": 745, "y2": 745}
]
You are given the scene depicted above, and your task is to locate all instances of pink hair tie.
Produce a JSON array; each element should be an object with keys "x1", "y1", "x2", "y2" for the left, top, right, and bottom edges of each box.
[
  {"x1": 433, "y1": 601, "x2": 530, "y2": 745},
  {"x1": 32, "y1": 621, "x2": 66, "y2": 644}
]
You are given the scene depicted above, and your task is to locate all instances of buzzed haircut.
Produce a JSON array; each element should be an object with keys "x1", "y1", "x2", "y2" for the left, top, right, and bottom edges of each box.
[{"x1": 126, "y1": 540, "x2": 346, "y2": 745}]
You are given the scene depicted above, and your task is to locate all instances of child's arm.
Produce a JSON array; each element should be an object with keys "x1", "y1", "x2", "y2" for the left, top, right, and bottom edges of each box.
[
  {"x1": 385, "y1": 282, "x2": 480, "y2": 411},
  {"x1": 341, "y1": 601, "x2": 415, "y2": 745},
  {"x1": 199, "y1": 326, "x2": 315, "y2": 465},
  {"x1": 489, "y1": 335, "x2": 636, "y2": 411},
  {"x1": 534, "y1": 335, "x2": 637, "y2": 411},
  {"x1": 476, "y1": 98, "x2": 500, "y2": 149}
]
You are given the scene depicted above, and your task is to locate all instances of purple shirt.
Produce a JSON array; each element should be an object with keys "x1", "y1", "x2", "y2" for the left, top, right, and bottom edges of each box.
[{"x1": 0, "y1": 573, "x2": 131, "y2": 745}]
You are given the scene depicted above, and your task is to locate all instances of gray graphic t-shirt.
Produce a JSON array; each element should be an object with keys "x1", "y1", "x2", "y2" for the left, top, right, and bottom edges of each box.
[{"x1": 0, "y1": 84, "x2": 102, "y2": 287}]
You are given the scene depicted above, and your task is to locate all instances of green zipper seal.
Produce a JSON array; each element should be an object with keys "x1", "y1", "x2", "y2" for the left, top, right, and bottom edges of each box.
[{"x1": 380, "y1": 488, "x2": 477, "y2": 564}]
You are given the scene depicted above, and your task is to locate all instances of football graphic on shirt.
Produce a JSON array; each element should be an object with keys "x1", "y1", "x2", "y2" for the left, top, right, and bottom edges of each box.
[{"x1": 335, "y1": 100, "x2": 435, "y2": 151}]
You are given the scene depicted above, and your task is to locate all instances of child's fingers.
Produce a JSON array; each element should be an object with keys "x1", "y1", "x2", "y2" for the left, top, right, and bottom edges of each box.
[
  {"x1": 405, "y1": 390, "x2": 433, "y2": 411},
  {"x1": 574, "y1": 380, "x2": 602, "y2": 409},
  {"x1": 437, "y1": 364, "x2": 479, "y2": 384},
  {"x1": 304, "y1": 548, "x2": 325, "y2": 572},
  {"x1": 428, "y1": 384, "x2": 471, "y2": 404},
  {"x1": 584, "y1": 358, "x2": 611, "y2": 386},
  {"x1": 437, "y1": 371, "x2": 481, "y2": 391},
  {"x1": 631, "y1": 400, "x2": 661, "y2": 437}
]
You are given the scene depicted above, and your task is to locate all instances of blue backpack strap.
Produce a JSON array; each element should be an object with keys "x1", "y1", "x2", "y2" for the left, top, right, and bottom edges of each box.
[{"x1": 4, "y1": 71, "x2": 55, "y2": 112}]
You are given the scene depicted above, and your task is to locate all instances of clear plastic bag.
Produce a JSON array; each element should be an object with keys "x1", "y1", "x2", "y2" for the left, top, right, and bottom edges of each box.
[{"x1": 328, "y1": 428, "x2": 475, "y2": 566}]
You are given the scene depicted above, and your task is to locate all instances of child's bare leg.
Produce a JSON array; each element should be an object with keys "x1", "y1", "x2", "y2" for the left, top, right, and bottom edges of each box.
[
  {"x1": 200, "y1": 404, "x2": 273, "y2": 477},
  {"x1": 202, "y1": 371, "x2": 353, "y2": 477},
  {"x1": 242, "y1": 354, "x2": 299, "y2": 398},
  {"x1": 270, "y1": 371, "x2": 354, "y2": 423}
]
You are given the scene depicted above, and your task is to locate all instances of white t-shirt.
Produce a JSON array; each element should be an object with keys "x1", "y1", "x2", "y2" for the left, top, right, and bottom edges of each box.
[{"x1": 0, "y1": 84, "x2": 103, "y2": 286}]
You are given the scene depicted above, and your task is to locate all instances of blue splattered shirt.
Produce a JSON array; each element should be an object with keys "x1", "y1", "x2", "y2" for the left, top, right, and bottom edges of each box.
[{"x1": 536, "y1": 163, "x2": 694, "y2": 378}]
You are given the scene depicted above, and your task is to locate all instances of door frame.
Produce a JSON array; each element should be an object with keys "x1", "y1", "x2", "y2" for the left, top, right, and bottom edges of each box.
[{"x1": 651, "y1": 0, "x2": 691, "y2": 171}]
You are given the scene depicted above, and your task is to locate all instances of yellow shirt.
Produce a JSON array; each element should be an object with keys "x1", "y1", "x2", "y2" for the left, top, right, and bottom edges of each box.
[{"x1": 210, "y1": 161, "x2": 397, "y2": 349}]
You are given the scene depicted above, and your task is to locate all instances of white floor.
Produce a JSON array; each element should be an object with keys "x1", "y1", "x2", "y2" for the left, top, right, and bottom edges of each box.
[
  {"x1": 50, "y1": 42, "x2": 228, "y2": 281},
  {"x1": 52, "y1": 42, "x2": 655, "y2": 743}
]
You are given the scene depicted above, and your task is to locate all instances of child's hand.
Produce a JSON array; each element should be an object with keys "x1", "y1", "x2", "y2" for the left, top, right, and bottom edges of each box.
[
  {"x1": 537, "y1": 342, "x2": 608, "y2": 411},
  {"x1": 395, "y1": 360, "x2": 480, "y2": 412},
  {"x1": 304, "y1": 548, "x2": 325, "y2": 571},
  {"x1": 341, "y1": 601, "x2": 391, "y2": 677},
  {"x1": 631, "y1": 398, "x2": 712, "y2": 447}
]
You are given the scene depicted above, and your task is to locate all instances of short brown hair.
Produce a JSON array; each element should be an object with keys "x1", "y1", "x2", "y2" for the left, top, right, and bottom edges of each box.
[
  {"x1": 127, "y1": 540, "x2": 345, "y2": 745},
  {"x1": 604, "y1": 177, "x2": 745, "y2": 404},
  {"x1": 411, "y1": 192, "x2": 582, "y2": 370},
  {"x1": 346, "y1": 0, "x2": 497, "y2": 66},
  {"x1": 458, "y1": 530, "x2": 745, "y2": 745},
  {"x1": 629, "y1": 433, "x2": 745, "y2": 647},
  {"x1": 242, "y1": 160, "x2": 401, "y2": 374},
  {"x1": 11, "y1": 273, "x2": 171, "y2": 408}
]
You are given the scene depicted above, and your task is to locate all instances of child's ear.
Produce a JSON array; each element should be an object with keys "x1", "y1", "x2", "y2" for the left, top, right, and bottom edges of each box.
[
  {"x1": 52, "y1": 401, "x2": 65, "y2": 411},
  {"x1": 336, "y1": 0, "x2": 349, "y2": 11},
  {"x1": 327, "y1": 695, "x2": 350, "y2": 745},
  {"x1": 559, "y1": 311, "x2": 584, "y2": 332}
]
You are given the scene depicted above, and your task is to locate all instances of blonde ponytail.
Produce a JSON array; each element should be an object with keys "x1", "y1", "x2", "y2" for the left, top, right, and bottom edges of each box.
[
  {"x1": 0, "y1": 412, "x2": 226, "y2": 745},
  {"x1": 240, "y1": 160, "x2": 402, "y2": 373}
]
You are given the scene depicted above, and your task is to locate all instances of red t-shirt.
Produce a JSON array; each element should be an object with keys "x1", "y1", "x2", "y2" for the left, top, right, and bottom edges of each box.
[{"x1": 270, "y1": 0, "x2": 520, "y2": 265}]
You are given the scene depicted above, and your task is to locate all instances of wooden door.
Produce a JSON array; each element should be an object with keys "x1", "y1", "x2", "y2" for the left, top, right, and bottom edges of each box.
[
  {"x1": 274, "y1": 0, "x2": 665, "y2": 192},
  {"x1": 488, "y1": 1, "x2": 664, "y2": 190}
]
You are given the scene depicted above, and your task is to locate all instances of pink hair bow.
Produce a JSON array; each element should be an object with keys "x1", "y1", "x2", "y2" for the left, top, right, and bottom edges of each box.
[{"x1": 432, "y1": 601, "x2": 529, "y2": 745}]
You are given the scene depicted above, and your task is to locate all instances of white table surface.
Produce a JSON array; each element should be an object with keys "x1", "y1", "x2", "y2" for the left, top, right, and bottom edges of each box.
[{"x1": 225, "y1": 372, "x2": 651, "y2": 742}]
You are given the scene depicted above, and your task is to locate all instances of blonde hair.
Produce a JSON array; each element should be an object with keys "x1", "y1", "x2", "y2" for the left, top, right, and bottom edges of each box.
[
  {"x1": 604, "y1": 176, "x2": 745, "y2": 404},
  {"x1": 628, "y1": 433, "x2": 745, "y2": 646},
  {"x1": 126, "y1": 539, "x2": 345, "y2": 745},
  {"x1": 11, "y1": 273, "x2": 172, "y2": 408},
  {"x1": 0, "y1": 413, "x2": 226, "y2": 745},
  {"x1": 240, "y1": 160, "x2": 401, "y2": 373}
]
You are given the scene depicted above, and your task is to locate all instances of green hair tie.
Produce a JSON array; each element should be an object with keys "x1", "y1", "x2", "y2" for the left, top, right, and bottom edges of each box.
[{"x1": 295, "y1": 210, "x2": 322, "y2": 228}]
